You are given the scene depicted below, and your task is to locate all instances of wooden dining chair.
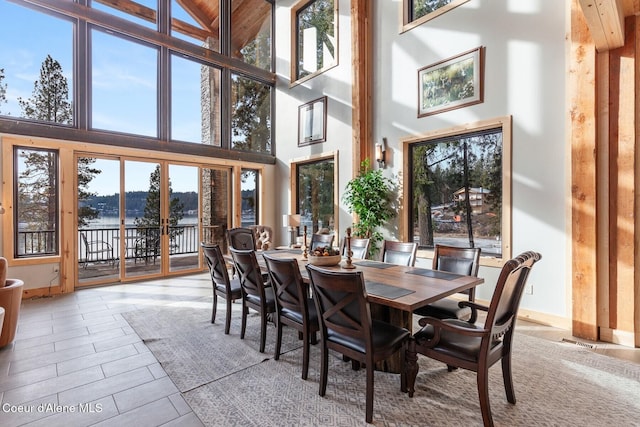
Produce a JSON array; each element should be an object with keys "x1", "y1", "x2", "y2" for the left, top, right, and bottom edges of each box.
[
  {"x1": 381, "y1": 240, "x2": 418, "y2": 266},
  {"x1": 406, "y1": 251, "x2": 541, "y2": 427},
  {"x1": 201, "y1": 243, "x2": 242, "y2": 334},
  {"x1": 229, "y1": 248, "x2": 276, "y2": 353},
  {"x1": 414, "y1": 244, "x2": 482, "y2": 321},
  {"x1": 263, "y1": 253, "x2": 319, "y2": 380},
  {"x1": 306, "y1": 264, "x2": 410, "y2": 423},
  {"x1": 309, "y1": 233, "x2": 335, "y2": 251},
  {"x1": 339, "y1": 237, "x2": 370, "y2": 260},
  {"x1": 226, "y1": 227, "x2": 257, "y2": 250}
]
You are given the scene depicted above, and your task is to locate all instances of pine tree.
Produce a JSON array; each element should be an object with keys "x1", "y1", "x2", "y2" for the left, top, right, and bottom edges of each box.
[
  {"x1": 18, "y1": 54, "x2": 72, "y2": 124},
  {"x1": 0, "y1": 68, "x2": 7, "y2": 114},
  {"x1": 77, "y1": 157, "x2": 101, "y2": 228}
]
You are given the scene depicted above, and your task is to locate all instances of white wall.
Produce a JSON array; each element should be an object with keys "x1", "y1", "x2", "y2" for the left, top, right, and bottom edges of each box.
[{"x1": 278, "y1": 0, "x2": 569, "y2": 321}]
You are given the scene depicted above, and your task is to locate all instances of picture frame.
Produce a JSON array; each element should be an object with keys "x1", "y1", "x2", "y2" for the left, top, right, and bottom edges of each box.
[
  {"x1": 418, "y1": 46, "x2": 483, "y2": 117},
  {"x1": 298, "y1": 96, "x2": 327, "y2": 146}
]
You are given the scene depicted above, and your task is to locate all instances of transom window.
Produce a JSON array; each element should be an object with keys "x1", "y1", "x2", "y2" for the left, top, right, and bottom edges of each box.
[{"x1": 402, "y1": 0, "x2": 469, "y2": 32}]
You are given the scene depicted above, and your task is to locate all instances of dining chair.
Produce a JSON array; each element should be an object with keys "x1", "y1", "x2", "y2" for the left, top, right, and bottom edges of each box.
[
  {"x1": 381, "y1": 240, "x2": 418, "y2": 266},
  {"x1": 339, "y1": 237, "x2": 370, "y2": 260},
  {"x1": 229, "y1": 248, "x2": 276, "y2": 353},
  {"x1": 406, "y1": 251, "x2": 541, "y2": 427},
  {"x1": 413, "y1": 244, "x2": 482, "y2": 321},
  {"x1": 201, "y1": 243, "x2": 242, "y2": 334},
  {"x1": 263, "y1": 253, "x2": 319, "y2": 380},
  {"x1": 226, "y1": 227, "x2": 257, "y2": 250},
  {"x1": 306, "y1": 264, "x2": 410, "y2": 423},
  {"x1": 309, "y1": 233, "x2": 335, "y2": 251}
]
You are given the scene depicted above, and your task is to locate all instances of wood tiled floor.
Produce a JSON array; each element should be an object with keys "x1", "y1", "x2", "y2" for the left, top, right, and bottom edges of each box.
[{"x1": 1, "y1": 273, "x2": 638, "y2": 426}]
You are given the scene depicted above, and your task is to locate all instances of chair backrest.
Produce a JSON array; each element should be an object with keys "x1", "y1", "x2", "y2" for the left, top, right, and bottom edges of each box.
[
  {"x1": 340, "y1": 237, "x2": 371, "y2": 259},
  {"x1": 381, "y1": 240, "x2": 418, "y2": 266},
  {"x1": 227, "y1": 227, "x2": 257, "y2": 251},
  {"x1": 310, "y1": 233, "x2": 335, "y2": 251},
  {"x1": 484, "y1": 251, "x2": 541, "y2": 340},
  {"x1": 201, "y1": 243, "x2": 232, "y2": 290},
  {"x1": 306, "y1": 264, "x2": 372, "y2": 348},
  {"x1": 229, "y1": 248, "x2": 265, "y2": 299},
  {"x1": 432, "y1": 244, "x2": 481, "y2": 298},
  {"x1": 263, "y1": 253, "x2": 309, "y2": 318}
]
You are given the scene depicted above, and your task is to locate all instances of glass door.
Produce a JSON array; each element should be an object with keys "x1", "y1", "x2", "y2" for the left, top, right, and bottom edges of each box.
[
  {"x1": 77, "y1": 156, "x2": 121, "y2": 285},
  {"x1": 168, "y1": 164, "x2": 200, "y2": 272},
  {"x1": 124, "y1": 160, "x2": 162, "y2": 278}
]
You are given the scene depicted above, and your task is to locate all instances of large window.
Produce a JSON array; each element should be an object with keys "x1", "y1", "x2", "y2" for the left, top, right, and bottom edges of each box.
[
  {"x1": 232, "y1": 0, "x2": 272, "y2": 71},
  {"x1": 405, "y1": 117, "x2": 511, "y2": 263},
  {"x1": 14, "y1": 147, "x2": 59, "y2": 257},
  {"x1": 91, "y1": 29, "x2": 158, "y2": 137},
  {"x1": 231, "y1": 74, "x2": 272, "y2": 153},
  {"x1": 292, "y1": 0, "x2": 337, "y2": 83},
  {"x1": 0, "y1": 2, "x2": 73, "y2": 124},
  {"x1": 294, "y1": 156, "x2": 336, "y2": 234},
  {"x1": 0, "y1": 1, "x2": 275, "y2": 158},
  {"x1": 171, "y1": 54, "x2": 221, "y2": 145}
]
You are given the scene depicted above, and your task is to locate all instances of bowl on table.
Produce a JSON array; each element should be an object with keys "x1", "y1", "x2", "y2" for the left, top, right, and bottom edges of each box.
[{"x1": 307, "y1": 254, "x2": 342, "y2": 266}]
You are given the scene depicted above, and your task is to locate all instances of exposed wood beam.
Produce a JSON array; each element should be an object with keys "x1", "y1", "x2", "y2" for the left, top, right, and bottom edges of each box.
[{"x1": 579, "y1": 0, "x2": 625, "y2": 51}]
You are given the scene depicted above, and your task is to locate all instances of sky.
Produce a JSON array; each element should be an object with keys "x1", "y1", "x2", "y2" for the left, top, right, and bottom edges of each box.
[{"x1": 0, "y1": 0, "x2": 254, "y2": 194}]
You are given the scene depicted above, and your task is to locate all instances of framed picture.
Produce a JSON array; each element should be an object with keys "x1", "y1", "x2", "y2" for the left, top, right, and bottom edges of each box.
[
  {"x1": 298, "y1": 96, "x2": 327, "y2": 146},
  {"x1": 418, "y1": 46, "x2": 483, "y2": 117}
]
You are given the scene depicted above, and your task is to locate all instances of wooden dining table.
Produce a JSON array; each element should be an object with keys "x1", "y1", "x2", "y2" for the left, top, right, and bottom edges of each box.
[{"x1": 246, "y1": 249, "x2": 485, "y2": 372}]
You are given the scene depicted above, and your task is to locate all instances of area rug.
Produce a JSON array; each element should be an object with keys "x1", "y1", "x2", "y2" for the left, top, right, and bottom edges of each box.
[{"x1": 124, "y1": 305, "x2": 640, "y2": 426}]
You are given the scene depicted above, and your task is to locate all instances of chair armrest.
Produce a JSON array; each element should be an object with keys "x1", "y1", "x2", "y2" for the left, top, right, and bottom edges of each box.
[{"x1": 458, "y1": 300, "x2": 488, "y2": 323}]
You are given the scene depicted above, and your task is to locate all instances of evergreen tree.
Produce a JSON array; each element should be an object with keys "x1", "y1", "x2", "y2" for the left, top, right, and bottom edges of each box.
[
  {"x1": 77, "y1": 157, "x2": 101, "y2": 228},
  {"x1": 0, "y1": 68, "x2": 7, "y2": 114},
  {"x1": 18, "y1": 54, "x2": 72, "y2": 124},
  {"x1": 134, "y1": 166, "x2": 185, "y2": 243}
]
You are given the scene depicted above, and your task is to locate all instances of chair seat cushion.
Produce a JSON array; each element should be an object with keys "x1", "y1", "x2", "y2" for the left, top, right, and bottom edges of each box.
[
  {"x1": 328, "y1": 320, "x2": 409, "y2": 354},
  {"x1": 414, "y1": 298, "x2": 472, "y2": 321},
  {"x1": 215, "y1": 278, "x2": 242, "y2": 299},
  {"x1": 245, "y1": 286, "x2": 276, "y2": 309},
  {"x1": 281, "y1": 298, "x2": 319, "y2": 326},
  {"x1": 414, "y1": 319, "x2": 500, "y2": 363}
]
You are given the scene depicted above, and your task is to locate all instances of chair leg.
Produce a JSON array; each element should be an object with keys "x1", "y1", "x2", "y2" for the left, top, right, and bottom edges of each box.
[
  {"x1": 502, "y1": 353, "x2": 516, "y2": 404},
  {"x1": 211, "y1": 292, "x2": 218, "y2": 324},
  {"x1": 301, "y1": 329, "x2": 309, "y2": 380},
  {"x1": 477, "y1": 367, "x2": 494, "y2": 427},
  {"x1": 259, "y1": 310, "x2": 267, "y2": 353},
  {"x1": 319, "y1": 344, "x2": 328, "y2": 397},
  {"x1": 365, "y1": 362, "x2": 374, "y2": 423},
  {"x1": 405, "y1": 338, "x2": 419, "y2": 397},
  {"x1": 274, "y1": 316, "x2": 283, "y2": 360},
  {"x1": 240, "y1": 303, "x2": 247, "y2": 340},
  {"x1": 224, "y1": 297, "x2": 232, "y2": 334},
  {"x1": 400, "y1": 341, "x2": 407, "y2": 393}
]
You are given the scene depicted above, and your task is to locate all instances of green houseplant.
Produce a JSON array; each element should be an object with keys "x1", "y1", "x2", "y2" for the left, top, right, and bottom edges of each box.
[{"x1": 342, "y1": 159, "x2": 396, "y2": 258}]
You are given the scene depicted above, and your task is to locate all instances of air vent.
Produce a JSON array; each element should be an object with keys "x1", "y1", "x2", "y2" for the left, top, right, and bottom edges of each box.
[{"x1": 561, "y1": 338, "x2": 596, "y2": 349}]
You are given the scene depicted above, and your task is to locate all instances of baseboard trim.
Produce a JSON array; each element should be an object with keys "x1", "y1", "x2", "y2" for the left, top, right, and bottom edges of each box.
[
  {"x1": 22, "y1": 286, "x2": 64, "y2": 299},
  {"x1": 599, "y1": 327, "x2": 637, "y2": 347}
]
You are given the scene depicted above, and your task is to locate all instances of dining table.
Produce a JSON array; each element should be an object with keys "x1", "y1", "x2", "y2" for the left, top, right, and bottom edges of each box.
[{"x1": 235, "y1": 248, "x2": 485, "y2": 373}]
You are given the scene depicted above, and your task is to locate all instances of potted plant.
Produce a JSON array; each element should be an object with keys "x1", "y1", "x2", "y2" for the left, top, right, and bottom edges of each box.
[{"x1": 343, "y1": 159, "x2": 396, "y2": 258}]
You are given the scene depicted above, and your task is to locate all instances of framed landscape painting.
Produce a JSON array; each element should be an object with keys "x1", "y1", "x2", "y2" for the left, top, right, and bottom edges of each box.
[{"x1": 418, "y1": 46, "x2": 483, "y2": 117}]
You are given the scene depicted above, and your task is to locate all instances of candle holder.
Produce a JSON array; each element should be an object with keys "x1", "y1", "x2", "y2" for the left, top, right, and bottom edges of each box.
[
  {"x1": 302, "y1": 225, "x2": 308, "y2": 260},
  {"x1": 342, "y1": 227, "x2": 356, "y2": 269}
]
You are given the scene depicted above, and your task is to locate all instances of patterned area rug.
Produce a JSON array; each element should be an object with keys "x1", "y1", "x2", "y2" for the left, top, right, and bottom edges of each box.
[{"x1": 124, "y1": 306, "x2": 640, "y2": 426}]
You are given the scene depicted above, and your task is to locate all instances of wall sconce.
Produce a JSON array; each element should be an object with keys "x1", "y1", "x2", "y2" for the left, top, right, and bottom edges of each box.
[
  {"x1": 375, "y1": 138, "x2": 387, "y2": 168},
  {"x1": 282, "y1": 213, "x2": 301, "y2": 247}
]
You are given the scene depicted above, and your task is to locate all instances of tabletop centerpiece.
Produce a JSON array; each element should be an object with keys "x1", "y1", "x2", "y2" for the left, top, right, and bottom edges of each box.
[{"x1": 307, "y1": 245, "x2": 341, "y2": 266}]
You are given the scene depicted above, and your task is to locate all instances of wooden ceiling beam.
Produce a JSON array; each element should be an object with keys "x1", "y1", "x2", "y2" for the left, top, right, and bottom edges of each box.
[{"x1": 579, "y1": 0, "x2": 625, "y2": 51}]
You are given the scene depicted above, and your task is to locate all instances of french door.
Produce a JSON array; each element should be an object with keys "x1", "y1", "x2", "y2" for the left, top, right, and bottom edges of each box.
[{"x1": 77, "y1": 155, "x2": 223, "y2": 286}]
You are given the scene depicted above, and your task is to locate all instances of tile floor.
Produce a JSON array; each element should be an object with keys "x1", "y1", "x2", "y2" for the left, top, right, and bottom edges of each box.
[{"x1": 0, "y1": 273, "x2": 638, "y2": 426}]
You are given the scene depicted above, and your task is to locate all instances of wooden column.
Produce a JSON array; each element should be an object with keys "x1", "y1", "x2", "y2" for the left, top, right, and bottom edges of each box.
[
  {"x1": 351, "y1": 0, "x2": 373, "y2": 172},
  {"x1": 570, "y1": 0, "x2": 599, "y2": 340}
]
